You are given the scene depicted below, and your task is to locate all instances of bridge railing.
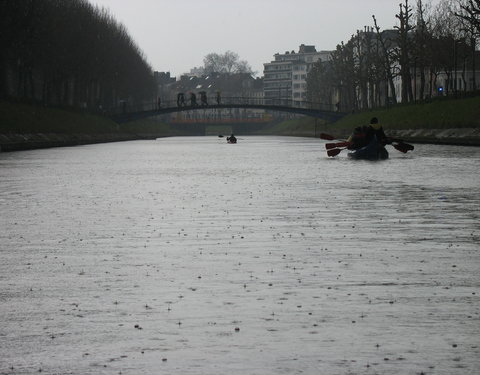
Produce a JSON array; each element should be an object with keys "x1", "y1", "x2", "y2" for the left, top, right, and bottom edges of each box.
[{"x1": 106, "y1": 96, "x2": 336, "y2": 116}]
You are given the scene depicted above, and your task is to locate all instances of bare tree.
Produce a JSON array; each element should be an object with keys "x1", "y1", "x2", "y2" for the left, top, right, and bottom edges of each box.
[
  {"x1": 430, "y1": 0, "x2": 474, "y2": 94},
  {"x1": 395, "y1": 0, "x2": 416, "y2": 103},
  {"x1": 456, "y1": 0, "x2": 480, "y2": 33},
  {"x1": 305, "y1": 0, "x2": 477, "y2": 109},
  {"x1": 306, "y1": 59, "x2": 336, "y2": 106},
  {"x1": 372, "y1": 15, "x2": 398, "y2": 105},
  {"x1": 354, "y1": 29, "x2": 369, "y2": 108},
  {"x1": 202, "y1": 51, "x2": 253, "y2": 75},
  {"x1": 331, "y1": 41, "x2": 358, "y2": 111},
  {"x1": 455, "y1": 0, "x2": 480, "y2": 89},
  {"x1": 1, "y1": 0, "x2": 156, "y2": 110},
  {"x1": 413, "y1": 0, "x2": 429, "y2": 100}
]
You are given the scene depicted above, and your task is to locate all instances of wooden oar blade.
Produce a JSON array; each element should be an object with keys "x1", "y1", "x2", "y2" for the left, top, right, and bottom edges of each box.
[
  {"x1": 319, "y1": 133, "x2": 336, "y2": 141},
  {"x1": 393, "y1": 144, "x2": 408, "y2": 153},
  {"x1": 326, "y1": 141, "x2": 351, "y2": 149},
  {"x1": 327, "y1": 148, "x2": 343, "y2": 157},
  {"x1": 400, "y1": 142, "x2": 414, "y2": 151},
  {"x1": 325, "y1": 143, "x2": 337, "y2": 150},
  {"x1": 388, "y1": 138, "x2": 414, "y2": 150},
  {"x1": 393, "y1": 142, "x2": 414, "y2": 153}
]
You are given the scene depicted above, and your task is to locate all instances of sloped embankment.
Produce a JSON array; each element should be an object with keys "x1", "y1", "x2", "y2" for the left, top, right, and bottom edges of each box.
[
  {"x1": 0, "y1": 101, "x2": 175, "y2": 152},
  {"x1": 267, "y1": 96, "x2": 480, "y2": 146}
]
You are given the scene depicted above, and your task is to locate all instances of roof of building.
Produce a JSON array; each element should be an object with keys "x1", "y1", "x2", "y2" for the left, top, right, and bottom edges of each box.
[{"x1": 299, "y1": 44, "x2": 316, "y2": 53}]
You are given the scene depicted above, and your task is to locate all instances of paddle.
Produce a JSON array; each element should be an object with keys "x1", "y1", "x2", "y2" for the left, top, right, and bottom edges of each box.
[
  {"x1": 389, "y1": 138, "x2": 414, "y2": 151},
  {"x1": 392, "y1": 141, "x2": 414, "y2": 153},
  {"x1": 322, "y1": 133, "x2": 351, "y2": 157},
  {"x1": 319, "y1": 133, "x2": 337, "y2": 141},
  {"x1": 328, "y1": 140, "x2": 414, "y2": 156},
  {"x1": 325, "y1": 141, "x2": 351, "y2": 150},
  {"x1": 322, "y1": 131, "x2": 414, "y2": 156},
  {"x1": 327, "y1": 148, "x2": 345, "y2": 157},
  {"x1": 323, "y1": 132, "x2": 414, "y2": 151}
]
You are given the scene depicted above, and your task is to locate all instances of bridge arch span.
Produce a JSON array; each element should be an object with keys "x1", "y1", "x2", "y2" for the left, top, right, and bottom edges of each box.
[{"x1": 110, "y1": 97, "x2": 345, "y2": 123}]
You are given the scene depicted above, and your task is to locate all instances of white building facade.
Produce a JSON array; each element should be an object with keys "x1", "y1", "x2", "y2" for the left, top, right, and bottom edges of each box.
[{"x1": 263, "y1": 44, "x2": 332, "y2": 106}]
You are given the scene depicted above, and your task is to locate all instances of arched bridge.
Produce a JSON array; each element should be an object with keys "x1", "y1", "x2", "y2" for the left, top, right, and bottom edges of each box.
[{"x1": 109, "y1": 97, "x2": 345, "y2": 123}]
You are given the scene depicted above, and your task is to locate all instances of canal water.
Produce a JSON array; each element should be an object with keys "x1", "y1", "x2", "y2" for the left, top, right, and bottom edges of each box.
[{"x1": 0, "y1": 136, "x2": 479, "y2": 375}]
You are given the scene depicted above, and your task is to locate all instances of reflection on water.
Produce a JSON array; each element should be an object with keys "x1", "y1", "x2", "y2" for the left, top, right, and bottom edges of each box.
[{"x1": 1, "y1": 137, "x2": 479, "y2": 374}]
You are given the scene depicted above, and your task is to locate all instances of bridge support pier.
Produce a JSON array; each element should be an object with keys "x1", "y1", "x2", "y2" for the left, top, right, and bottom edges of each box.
[
  {"x1": 175, "y1": 123, "x2": 206, "y2": 136},
  {"x1": 232, "y1": 122, "x2": 270, "y2": 135}
]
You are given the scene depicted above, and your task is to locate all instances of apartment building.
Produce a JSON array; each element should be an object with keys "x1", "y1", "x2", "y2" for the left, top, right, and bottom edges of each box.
[{"x1": 263, "y1": 44, "x2": 332, "y2": 106}]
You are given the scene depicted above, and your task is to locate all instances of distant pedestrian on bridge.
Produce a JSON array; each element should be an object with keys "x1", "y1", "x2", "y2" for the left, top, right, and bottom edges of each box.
[
  {"x1": 216, "y1": 91, "x2": 221, "y2": 105},
  {"x1": 177, "y1": 92, "x2": 185, "y2": 107},
  {"x1": 190, "y1": 92, "x2": 197, "y2": 106},
  {"x1": 200, "y1": 91, "x2": 208, "y2": 106},
  {"x1": 157, "y1": 97, "x2": 161, "y2": 110}
]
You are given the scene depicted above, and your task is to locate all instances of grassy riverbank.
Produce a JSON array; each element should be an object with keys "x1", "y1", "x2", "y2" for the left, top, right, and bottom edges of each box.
[
  {"x1": 0, "y1": 101, "x2": 116, "y2": 134},
  {"x1": 260, "y1": 95, "x2": 480, "y2": 143},
  {"x1": 0, "y1": 100, "x2": 189, "y2": 151},
  {"x1": 332, "y1": 95, "x2": 480, "y2": 130},
  {"x1": 0, "y1": 100, "x2": 178, "y2": 135}
]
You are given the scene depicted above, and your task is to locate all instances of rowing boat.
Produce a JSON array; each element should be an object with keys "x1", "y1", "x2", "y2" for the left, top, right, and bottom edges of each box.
[{"x1": 348, "y1": 136, "x2": 388, "y2": 160}]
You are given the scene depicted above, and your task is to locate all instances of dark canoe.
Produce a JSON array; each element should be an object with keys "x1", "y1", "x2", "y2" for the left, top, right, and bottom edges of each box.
[{"x1": 348, "y1": 137, "x2": 388, "y2": 160}]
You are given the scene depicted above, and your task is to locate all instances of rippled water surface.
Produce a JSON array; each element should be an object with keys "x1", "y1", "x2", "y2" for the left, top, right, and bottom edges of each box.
[{"x1": 1, "y1": 136, "x2": 479, "y2": 375}]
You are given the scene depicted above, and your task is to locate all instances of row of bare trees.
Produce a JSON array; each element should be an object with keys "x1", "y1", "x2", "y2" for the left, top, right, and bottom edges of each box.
[
  {"x1": 307, "y1": 0, "x2": 480, "y2": 112},
  {"x1": 0, "y1": 0, "x2": 156, "y2": 111}
]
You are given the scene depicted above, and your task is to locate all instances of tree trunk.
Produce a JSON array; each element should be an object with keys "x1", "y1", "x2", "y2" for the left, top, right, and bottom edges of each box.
[
  {"x1": 28, "y1": 68, "x2": 35, "y2": 101},
  {"x1": 0, "y1": 59, "x2": 7, "y2": 98},
  {"x1": 472, "y1": 37, "x2": 477, "y2": 90},
  {"x1": 419, "y1": 67, "x2": 425, "y2": 100},
  {"x1": 372, "y1": 16, "x2": 397, "y2": 104}
]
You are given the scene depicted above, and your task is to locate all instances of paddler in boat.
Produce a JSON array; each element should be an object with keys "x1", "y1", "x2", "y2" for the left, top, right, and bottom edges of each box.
[
  {"x1": 346, "y1": 125, "x2": 368, "y2": 150},
  {"x1": 347, "y1": 117, "x2": 387, "y2": 150},
  {"x1": 227, "y1": 134, "x2": 237, "y2": 143},
  {"x1": 368, "y1": 117, "x2": 388, "y2": 144}
]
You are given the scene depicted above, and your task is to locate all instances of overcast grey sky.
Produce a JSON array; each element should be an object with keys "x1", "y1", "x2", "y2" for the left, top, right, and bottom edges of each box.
[{"x1": 89, "y1": 0, "x2": 441, "y2": 77}]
